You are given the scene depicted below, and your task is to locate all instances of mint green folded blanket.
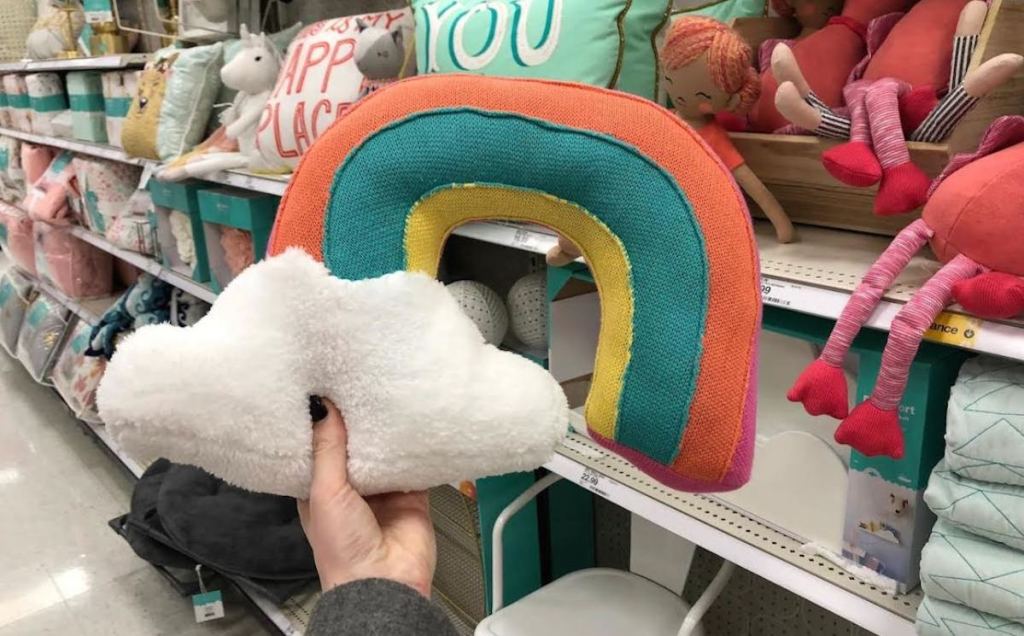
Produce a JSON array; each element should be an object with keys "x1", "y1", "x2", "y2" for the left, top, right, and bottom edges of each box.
[
  {"x1": 925, "y1": 462, "x2": 1024, "y2": 551},
  {"x1": 945, "y1": 358, "x2": 1024, "y2": 486},
  {"x1": 922, "y1": 520, "x2": 1024, "y2": 623},
  {"x1": 917, "y1": 596, "x2": 1024, "y2": 636}
]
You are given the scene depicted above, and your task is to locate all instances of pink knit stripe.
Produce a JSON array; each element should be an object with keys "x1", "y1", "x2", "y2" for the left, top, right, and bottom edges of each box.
[
  {"x1": 844, "y1": 81, "x2": 872, "y2": 143},
  {"x1": 870, "y1": 254, "x2": 980, "y2": 411},
  {"x1": 820, "y1": 219, "x2": 933, "y2": 367},
  {"x1": 865, "y1": 78, "x2": 912, "y2": 169}
]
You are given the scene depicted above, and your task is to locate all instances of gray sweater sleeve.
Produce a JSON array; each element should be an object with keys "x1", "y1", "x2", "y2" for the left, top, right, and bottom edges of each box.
[{"x1": 306, "y1": 578, "x2": 459, "y2": 636}]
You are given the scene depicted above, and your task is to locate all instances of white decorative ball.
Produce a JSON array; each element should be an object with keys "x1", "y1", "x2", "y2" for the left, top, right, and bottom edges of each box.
[
  {"x1": 446, "y1": 280, "x2": 509, "y2": 346},
  {"x1": 507, "y1": 271, "x2": 547, "y2": 349}
]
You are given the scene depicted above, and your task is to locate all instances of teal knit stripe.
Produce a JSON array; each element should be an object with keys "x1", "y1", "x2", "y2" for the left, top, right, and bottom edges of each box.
[
  {"x1": 30, "y1": 94, "x2": 68, "y2": 112},
  {"x1": 104, "y1": 97, "x2": 131, "y2": 117},
  {"x1": 323, "y1": 109, "x2": 709, "y2": 464},
  {"x1": 7, "y1": 94, "x2": 29, "y2": 109},
  {"x1": 69, "y1": 93, "x2": 105, "y2": 112}
]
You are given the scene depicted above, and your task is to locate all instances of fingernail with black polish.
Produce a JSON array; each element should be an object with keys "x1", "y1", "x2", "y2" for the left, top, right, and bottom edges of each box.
[{"x1": 309, "y1": 395, "x2": 328, "y2": 422}]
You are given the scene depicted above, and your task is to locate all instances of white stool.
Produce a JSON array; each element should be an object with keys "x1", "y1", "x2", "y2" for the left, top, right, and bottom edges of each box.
[{"x1": 475, "y1": 474, "x2": 735, "y2": 636}]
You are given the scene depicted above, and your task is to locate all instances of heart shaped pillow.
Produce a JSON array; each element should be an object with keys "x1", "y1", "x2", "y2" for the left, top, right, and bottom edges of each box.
[{"x1": 97, "y1": 249, "x2": 568, "y2": 498}]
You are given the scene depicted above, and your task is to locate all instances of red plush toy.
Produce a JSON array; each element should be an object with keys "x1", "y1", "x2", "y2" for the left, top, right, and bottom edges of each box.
[
  {"x1": 788, "y1": 116, "x2": 1024, "y2": 459},
  {"x1": 747, "y1": 0, "x2": 914, "y2": 133},
  {"x1": 773, "y1": 0, "x2": 1023, "y2": 215}
]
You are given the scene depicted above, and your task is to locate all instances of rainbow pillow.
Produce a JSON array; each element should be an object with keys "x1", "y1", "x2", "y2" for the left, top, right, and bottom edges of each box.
[{"x1": 269, "y1": 75, "x2": 761, "y2": 492}]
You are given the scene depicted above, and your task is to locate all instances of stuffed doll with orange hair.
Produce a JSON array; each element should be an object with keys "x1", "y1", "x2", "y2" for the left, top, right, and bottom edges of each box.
[
  {"x1": 547, "y1": 17, "x2": 795, "y2": 266},
  {"x1": 662, "y1": 18, "x2": 794, "y2": 242}
]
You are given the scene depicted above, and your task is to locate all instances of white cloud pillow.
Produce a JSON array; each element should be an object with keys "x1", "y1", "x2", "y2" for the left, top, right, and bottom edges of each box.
[{"x1": 98, "y1": 249, "x2": 568, "y2": 498}]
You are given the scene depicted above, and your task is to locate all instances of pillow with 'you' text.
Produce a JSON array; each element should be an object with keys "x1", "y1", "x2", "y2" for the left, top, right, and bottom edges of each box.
[{"x1": 412, "y1": 0, "x2": 672, "y2": 100}]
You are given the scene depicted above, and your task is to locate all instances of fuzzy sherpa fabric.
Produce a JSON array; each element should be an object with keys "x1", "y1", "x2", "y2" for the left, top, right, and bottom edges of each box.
[{"x1": 97, "y1": 249, "x2": 568, "y2": 498}]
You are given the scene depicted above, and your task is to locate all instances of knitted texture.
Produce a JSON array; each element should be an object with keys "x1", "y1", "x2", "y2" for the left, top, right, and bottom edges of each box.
[
  {"x1": 268, "y1": 75, "x2": 761, "y2": 491},
  {"x1": 661, "y1": 17, "x2": 760, "y2": 113}
]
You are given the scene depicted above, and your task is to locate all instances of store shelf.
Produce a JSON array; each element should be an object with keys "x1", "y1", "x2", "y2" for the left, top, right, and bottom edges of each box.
[
  {"x1": 5, "y1": 125, "x2": 1024, "y2": 361},
  {"x1": 0, "y1": 127, "x2": 290, "y2": 195},
  {"x1": 68, "y1": 226, "x2": 218, "y2": 303},
  {"x1": 0, "y1": 127, "x2": 147, "y2": 165},
  {"x1": 545, "y1": 427, "x2": 921, "y2": 636},
  {"x1": 451, "y1": 219, "x2": 1024, "y2": 362},
  {"x1": 0, "y1": 54, "x2": 149, "y2": 73}
]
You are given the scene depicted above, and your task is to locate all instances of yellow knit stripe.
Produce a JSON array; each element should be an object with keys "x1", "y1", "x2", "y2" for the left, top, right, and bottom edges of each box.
[{"x1": 405, "y1": 184, "x2": 633, "y2": 440}]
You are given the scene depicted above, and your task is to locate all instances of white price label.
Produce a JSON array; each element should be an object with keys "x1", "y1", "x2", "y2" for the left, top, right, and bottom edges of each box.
[
  {"x1": 578, "y1": 468, "x2": 615, "y2": 498},
  {"x1": 85, "y1": 10, "x2": 114, "y2": 23},
  {"x1": 512, "y1": 228, "x2": 544, "y2": 253},
  {"x1": 192, "y1": 591, "x2": 225, "y2": 623},
  {"x1": 760, "y1": 279, "x2": 802, "y2": 309}
]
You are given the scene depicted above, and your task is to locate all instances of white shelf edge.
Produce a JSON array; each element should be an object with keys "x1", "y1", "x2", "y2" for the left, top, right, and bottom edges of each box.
[
  {"x1": 68, "y1": 226, "x2": 218, "y2": 303},
  {"x1": 544, "y1": 437, "x2": 917, "y2": 636},
  {"x1": 0, "y1": 127, "x2": 147, "y2": 165},
  {"x1": 0, "y1": 54, "x2": 149, "y2": 73}
]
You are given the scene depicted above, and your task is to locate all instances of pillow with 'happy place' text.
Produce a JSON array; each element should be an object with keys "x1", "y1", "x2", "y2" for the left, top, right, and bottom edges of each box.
[
  {"x1": 255, "y1": 9, "x2": 415, "y2": 171},
  {"x1": 412, "y1": 0, "x2": 672, "y2": 100}
]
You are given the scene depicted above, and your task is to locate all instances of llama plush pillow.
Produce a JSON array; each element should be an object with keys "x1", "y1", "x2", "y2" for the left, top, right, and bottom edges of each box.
[
  {"x1": 411, "y1": 0, "x2": 673, "y2": 100},
  {"x1": 122, "y1": 43, "x2": 224, "y2": 161},
  {"x1": 255, "y1": 9, "x2": 415, "y2": 170}
]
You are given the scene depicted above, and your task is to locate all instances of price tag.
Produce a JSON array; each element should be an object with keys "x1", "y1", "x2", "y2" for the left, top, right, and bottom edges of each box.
[
  {"x1": 192, "y1": 591, "x2": 225, "y2": 623},
  {"x1": 512, "y1": 228, "x2": 544, "y2": 253},
  {"x1": 760, "y1": 279, "x2": 801, "y2": 309},
  {"x1": 85, "y1": 10, "x2": 114, "y2": 23},
  {"x1": 191, "y1": 565, "x2": 224, "y2": 623},
  {"x1": 925, "y1": 312, "x2": 981, "y2": 348},
  {"x1": 138, "y1": 163, "x2": 154, "y2": 190},
  {"x1": 578, "y1": 467, "x2": 614, "y2": 498}
]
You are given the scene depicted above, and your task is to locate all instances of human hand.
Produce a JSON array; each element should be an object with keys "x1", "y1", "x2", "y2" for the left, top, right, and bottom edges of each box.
[{"x1": 298, "y1": 397, "x2": 437, "y2": 597}]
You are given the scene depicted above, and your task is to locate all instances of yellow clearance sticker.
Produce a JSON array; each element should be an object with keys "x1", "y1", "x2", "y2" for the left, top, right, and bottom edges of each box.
[{"x1": 924, "y1": 312, "x2": 982, "y2": 348}]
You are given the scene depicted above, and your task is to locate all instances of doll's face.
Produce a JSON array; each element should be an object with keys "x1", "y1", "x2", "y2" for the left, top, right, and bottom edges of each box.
[
  {"x1": 789, "y1": 0, "x2": 843, "y2": 30},
  {"x1": 663, "y1": 52, "x2": 735, "y2": 120}
]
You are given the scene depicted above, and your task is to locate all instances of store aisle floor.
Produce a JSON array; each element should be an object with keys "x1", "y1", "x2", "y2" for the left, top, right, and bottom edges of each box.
[{"x1": 0, "y1": 351, "x2": 271, "y2": 635}]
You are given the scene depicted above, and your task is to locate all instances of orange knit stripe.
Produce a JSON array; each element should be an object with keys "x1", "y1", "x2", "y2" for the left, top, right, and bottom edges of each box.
[{"x1": 269, "y1": 75, "x2": 759, "y2": 483}]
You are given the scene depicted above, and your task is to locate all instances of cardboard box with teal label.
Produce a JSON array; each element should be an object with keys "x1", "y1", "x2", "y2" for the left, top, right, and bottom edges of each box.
[
  {"x1": 148, "y1": 180, "x2": 213, "y2": 283},
  {"x1": 197, "y1": 188, "x2": 279, "y2": 292},
  {"x1": 760, "y1": 307, "x2": 968, "y2": 592},
  {"x1": 842, "y1": 344, "x2": 967, "y2": 592},
  {"x1": 65, "y1": 71, "x2": 108, "y2": 143}
]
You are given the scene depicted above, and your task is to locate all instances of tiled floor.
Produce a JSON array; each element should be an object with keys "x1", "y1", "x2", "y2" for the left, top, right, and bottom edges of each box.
[{"x1": 0, "y1": 349, "x2": 271, "y2": 635}]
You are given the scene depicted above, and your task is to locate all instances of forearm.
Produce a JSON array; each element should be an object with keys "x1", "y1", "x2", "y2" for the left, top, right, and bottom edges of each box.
[
  {"x1": 307, "y1": 579, "x2": 458, "y2": 636},
  {"x1": 733, "y1": 164, "x2": 795, "y2": 243}
]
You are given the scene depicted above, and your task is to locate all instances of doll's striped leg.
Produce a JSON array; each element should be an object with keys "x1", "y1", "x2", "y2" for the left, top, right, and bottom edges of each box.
[
  {"x1": 910, "y1": 85, "x2": 979, "y2": 143},
  {"x1": 912, "y1": 54, "x2": 1023, "y2": 143},
  {"x1": 822, "y1": 81, "x2": 881, "y2": 186},
  {"x1": 950, "y1": 1, "x2": 989, "y2": 90},
  {"x1": 862, "y1": 78, "x2": 931, "y2": 215},
  {"x1": 950, "y1": 34, "x2": 980, "y2": 90},
  {"x1": 836, "y1": 254, "x2": 981, "y2": 458},
  {"x1": 788, "y1": 219, "x2": 933, "y2": 419},
  {"x1": 774, "y1": 82, "x2": 850, "y2": 138}
]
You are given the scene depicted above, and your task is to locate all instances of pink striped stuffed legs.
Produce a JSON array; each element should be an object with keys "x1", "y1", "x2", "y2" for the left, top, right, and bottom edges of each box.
[{"x1": 788, "y1": 219, "x2": 982, "y2": 458}]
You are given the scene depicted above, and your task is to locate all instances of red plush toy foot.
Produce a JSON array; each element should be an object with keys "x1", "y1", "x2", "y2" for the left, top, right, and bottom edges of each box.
[
  {"x1": 874, "y1": 162, "x2": 931, "y2": 215},
  {"x1": 953, "y1": 272, "x2": 1024, "y2": 319},
  {"x1": 834, "y1": 401, "x2": 904, "y2": 459},
  {"x1": 823, "y1": 141, "x2": 883, "y2": 187},
  {"x1": 787, "y1": 359, "x2": 849, "y2": 419},
  {"x1": 899, "y1": 85, "x2": 939, "y2": 132}
]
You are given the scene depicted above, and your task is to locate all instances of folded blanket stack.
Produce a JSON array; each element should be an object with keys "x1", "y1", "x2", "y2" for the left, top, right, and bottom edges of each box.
[{"x1": 918, "y1": 357, "x2": 1024, "y2": 634}]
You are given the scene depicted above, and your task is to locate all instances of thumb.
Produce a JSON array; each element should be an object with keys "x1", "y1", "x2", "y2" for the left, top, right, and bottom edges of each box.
[{"x1": 309, "y1": 396, "x2": 350, "y2": 497}]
